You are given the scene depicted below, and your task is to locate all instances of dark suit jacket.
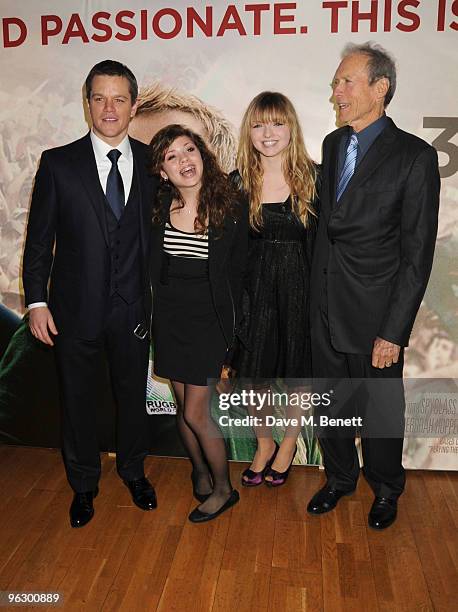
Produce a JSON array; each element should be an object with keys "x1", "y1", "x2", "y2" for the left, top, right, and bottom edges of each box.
[
  {"x1": 23, "y1": 133, "x2": 157, "y2": 338},
  {"x1": 310, "y1": 117, "x2": 440, "y2": 354},
  {"x1": 150, "y1": 192, "x2": 248, "y2": 349}
]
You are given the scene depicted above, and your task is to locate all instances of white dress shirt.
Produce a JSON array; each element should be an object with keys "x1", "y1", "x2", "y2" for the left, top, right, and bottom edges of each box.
[
  {"x1": 90, "y1": 129, "x2": 133, "y2": 201},
  {"x1": 28, "y1": 131, "x2": 134, "y2": 310}
]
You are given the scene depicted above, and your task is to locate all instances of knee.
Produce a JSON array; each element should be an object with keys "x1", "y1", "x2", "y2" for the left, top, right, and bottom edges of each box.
[{"x1": 183, "y1": 404, "x2": 207, "y2": 430}]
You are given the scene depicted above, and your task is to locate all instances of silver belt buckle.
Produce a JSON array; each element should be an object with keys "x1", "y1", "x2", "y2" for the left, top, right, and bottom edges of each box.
[{"x1": 134, "y1": 323, "x2": 148, "y2": 340}]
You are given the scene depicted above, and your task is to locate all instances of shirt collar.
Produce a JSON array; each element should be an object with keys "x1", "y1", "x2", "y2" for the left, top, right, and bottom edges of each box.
[
  {"x1": 351, "y1": 114, "x2": 388, "y2": 157},
  {"x1": 90, "y1": 130, "x2": 132, "y2": 161}
]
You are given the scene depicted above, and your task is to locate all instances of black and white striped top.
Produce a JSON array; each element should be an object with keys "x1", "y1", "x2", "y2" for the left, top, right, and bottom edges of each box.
[{"x1": 163, "y1": 221, "x2": 209, "y2": 259}]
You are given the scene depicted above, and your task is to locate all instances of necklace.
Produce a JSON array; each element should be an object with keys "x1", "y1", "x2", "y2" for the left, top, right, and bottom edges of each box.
[{"x1": 171, "y1": 200, "x2": 196, "y2": 216}]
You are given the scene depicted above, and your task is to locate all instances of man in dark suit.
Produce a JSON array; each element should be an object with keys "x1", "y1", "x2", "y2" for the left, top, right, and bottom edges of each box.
[
  {"x1": 307, "y1": 43, "x2": 440, "y2": 529},
  {"x1": 23, "y1": 60, "x2": 158, "y2": 527}
]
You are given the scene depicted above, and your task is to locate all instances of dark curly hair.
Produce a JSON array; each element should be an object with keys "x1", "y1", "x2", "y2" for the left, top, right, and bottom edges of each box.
[{"x1": 148, "y1": 124, "x2": 238, "y2": 233}]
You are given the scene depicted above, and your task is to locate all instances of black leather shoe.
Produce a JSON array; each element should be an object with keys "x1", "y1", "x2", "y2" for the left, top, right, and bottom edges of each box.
[
  {"x1": 368, "y1": 497, "x2": 397, "y2": 530},
  {"x1": 307, "y1": 485, "x2": 355, "y2": 515},
  {"x1": 70, "y1": 487, "x2": 98, "y2": 528},
  {"x1": 124, "y1": 477, "x2": 157, "y2": 510},
  {"x1": 188, "y1": 490, "x2": 239, "y2": 523}
]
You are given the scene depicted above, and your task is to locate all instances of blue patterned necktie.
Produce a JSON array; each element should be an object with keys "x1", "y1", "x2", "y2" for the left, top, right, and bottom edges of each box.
[
  {"x1": 336, "y1": 134, "x2": 358, "y2": 202},
  {"x1": 106, "y1": 149, "x2": 125, "y2": 220}
]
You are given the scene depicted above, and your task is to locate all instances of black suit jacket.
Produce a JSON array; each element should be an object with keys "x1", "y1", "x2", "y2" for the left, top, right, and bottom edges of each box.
[
  {"x1": 150, "y1": 192, "x2": 248, "y2": 348},
  {"x1": 23, "y1": 133, "x2": 157, "y2": 338},
  {"x1": 310, "y1": 118, "x2": 440, "y2": 354}
]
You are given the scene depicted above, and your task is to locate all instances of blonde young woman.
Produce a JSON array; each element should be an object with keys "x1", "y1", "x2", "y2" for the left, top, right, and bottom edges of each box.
[{"x1": 230, "y1": 91, "x2": 318, "y2": 487}]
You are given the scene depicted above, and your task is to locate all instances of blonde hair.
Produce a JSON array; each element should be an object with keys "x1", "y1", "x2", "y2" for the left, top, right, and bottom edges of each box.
[
  {"x1": 238, "y1": 91, "x2": 316, "y2": 229},
  {"x1": 136, "y1": 83, "x2": 237, "y2": 172}
]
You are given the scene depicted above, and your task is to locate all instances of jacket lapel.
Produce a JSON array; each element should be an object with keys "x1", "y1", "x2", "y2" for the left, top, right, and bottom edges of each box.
[
  {"x1": 71, "y1": 133, "x2": 109, "y2": 246},
  {"x1": 130, "y1": 138, "x2": 149, "y2": 261},
  {"x1": 150, "y1": 191, "x2": 171, "y2": 285},
  {"x1": 208, "y1": 217, "x2": 233, "y2": 279},
  {"x1": 327, "y1": 129, "x2": 345, "y2": 214},
  {"x1": 334, "y1": 119, "x2": 398, "y2": 208}
]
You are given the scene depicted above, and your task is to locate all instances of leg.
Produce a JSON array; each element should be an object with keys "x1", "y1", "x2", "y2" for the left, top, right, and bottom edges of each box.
[
  {"x1": 345, "y1": 353, "x2": 405, "y2": 529},
  {"x1": 171, "y1": 380, "x2": 212, "y2": 496},
  {"x1": 182, "y1": 384, "x2": 233, "y2": 514},
  {"x1": 264, "y1": 389, "x2": 301, "y2": 483},
  {"x1": 54, "y1": 335, "x2": 104, "y2": 493},
  {"x1": 242, "y1": 386, "x2": 276, "y2": 481},
  {"x1": 311, "y1": 307, "x2": 359, "y2": 492},
  {"x1": 351, "y1": 353, "x2": 406, "y2": 500},
  {"x1": 105, "y1": 297, "x2": 151, "y2": 481},
  {"x1": 362, "y1": 437, "x2": 405, "y2": 497}
]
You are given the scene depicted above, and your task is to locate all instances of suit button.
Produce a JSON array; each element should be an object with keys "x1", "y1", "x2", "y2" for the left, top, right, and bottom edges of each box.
[
  {"x1": 323, "y1": 268, "x2": 327, "y2": 275},
  {"x1": 116, "y1": 240, "x2": 120, "y2": 245},
  {"x1": 115, "y1": 269, "x2": 119, "y2": 273},
  {"x1": 115, "y1": 254, "x2": 119, "y2": 259},
  {"x1": 330, "y1": 239, "x2": 336, "y2": 245}
]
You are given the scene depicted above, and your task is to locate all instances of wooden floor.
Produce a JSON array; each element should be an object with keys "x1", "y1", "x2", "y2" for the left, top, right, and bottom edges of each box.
[{"x1": 0, "y1": 446, "x2": 456, "y2": 612}]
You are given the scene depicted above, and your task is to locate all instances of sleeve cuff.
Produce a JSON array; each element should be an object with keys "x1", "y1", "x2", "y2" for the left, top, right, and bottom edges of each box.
[{"x1": 27, "y1": 302, "x2": 48, "y2": 310}]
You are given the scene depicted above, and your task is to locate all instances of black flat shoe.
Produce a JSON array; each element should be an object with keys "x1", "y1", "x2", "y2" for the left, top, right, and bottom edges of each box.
[
  {"x1": 124, "y1": 477, "x2": 157, "y2": 510},
  {"x1": 306, "y1": 485, "x2": 355, "y2": 515},
  {"x1": 70, "y1": 487, "x2": 98, "y2": 528},
  {"x1": 188, "y1": 490, "x2": 239, "y2": 523},
  {"x1": 191, "y1": 470, "x2": 213, "y2": 503},
  {"x1": 368, "y1": 497, "x2": 397, "y2": 530}
]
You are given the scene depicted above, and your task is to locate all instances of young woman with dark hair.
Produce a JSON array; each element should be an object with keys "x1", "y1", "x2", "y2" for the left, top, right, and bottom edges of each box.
[{"x1": 148, "y1": 124, "x2": 248, "y2": 522}]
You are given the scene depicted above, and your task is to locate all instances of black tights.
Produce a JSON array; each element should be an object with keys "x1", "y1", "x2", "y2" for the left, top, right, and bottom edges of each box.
[{"x1": 171, "y1": 381, "x2": 233, "y2": 512}]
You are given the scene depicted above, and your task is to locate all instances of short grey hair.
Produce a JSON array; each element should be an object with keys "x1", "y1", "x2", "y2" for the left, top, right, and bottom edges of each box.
[{"x1": 342, "y1": 41, "x2": 397, "y2": 107}]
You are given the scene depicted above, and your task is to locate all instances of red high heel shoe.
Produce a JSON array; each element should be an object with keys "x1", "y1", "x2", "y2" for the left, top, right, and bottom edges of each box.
[{"x1": 241, "y1": 441, "x2": 279, "y2": 487}]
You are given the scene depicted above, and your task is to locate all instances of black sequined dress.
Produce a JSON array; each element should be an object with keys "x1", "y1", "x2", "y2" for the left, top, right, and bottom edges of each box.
[{"x1": 233, "y1": 196, "x2": 316, "y2": 379}]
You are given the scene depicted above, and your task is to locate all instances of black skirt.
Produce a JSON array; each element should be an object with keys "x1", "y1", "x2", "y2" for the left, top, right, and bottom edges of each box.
[
  {"x1": 232, "y1": 197, "x2": 314, "y2": 379},
  {"x1": 153, "y1": 255, "x2": 227, "y2": 386}
]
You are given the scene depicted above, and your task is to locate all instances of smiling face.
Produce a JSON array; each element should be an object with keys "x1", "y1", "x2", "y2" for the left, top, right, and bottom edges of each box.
[
  {"x1": 332, "y1": 53, "x2": 387, "y2": 132},
  {"x1": 88, "y1": 75, "x2": 137, "y2": 146},
  {"x1": 160, "y1": 135, "x2": 204, "y2": 192},
  {"x1": 250, "y1": 119, "x2": 291, "y2": 159}
]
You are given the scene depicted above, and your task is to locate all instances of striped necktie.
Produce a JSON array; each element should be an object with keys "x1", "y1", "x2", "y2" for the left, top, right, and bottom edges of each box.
[{"x1": 336, "y1": 134, "x2": 358, "y2": 202}]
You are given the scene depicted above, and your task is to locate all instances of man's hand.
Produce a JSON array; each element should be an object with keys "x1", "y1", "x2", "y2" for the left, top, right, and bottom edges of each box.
[
  {"x1": 371, "y1": 336, "x2": 401, "y2": 369},
  {"x1": 28, "y1": 306, "x2": 58, "y2": 346}
]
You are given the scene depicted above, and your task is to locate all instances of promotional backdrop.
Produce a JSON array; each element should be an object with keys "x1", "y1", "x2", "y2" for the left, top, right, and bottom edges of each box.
[{"x1": 0, "y1": 0, "x2": 457, "y2": 469}]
